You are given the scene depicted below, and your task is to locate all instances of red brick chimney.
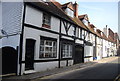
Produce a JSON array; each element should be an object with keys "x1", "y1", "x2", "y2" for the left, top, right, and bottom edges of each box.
[{"x1": 73, "y1": 1, "x2": 78, "y2": 17}]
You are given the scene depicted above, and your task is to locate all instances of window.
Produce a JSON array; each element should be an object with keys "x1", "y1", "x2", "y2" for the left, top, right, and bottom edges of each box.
[
  {"x1": 65, "y1": 8, "x2": 74, "y2": 17},
  {"x1": 82, "y1": 30, "x2": 85, "y2": 39},
  {"x1": 40, "y1": 38, "x2": 57, "y2": 58},
  {"x1": 62, "y1": 44, "x2": 72, "y2": 58},
  {"x1": 42, "y1": 13, "x2": 51, "y2": 28}
]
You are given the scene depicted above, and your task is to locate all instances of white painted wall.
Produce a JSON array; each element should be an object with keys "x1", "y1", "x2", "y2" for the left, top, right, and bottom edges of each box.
[
  {"x1": 102, "y1": 39, "x2": 108, "y2": 57},
  {"x1": 60, "y1": 60, "x2": 73, "y2": 67},
  {"x1": 25, "y1": 5, "x2": 42, "y2": 27},
  {"x1": 61, "y1": 22, "x2": 66, "y2": 34},
  {"x1": 68, "y1": 25, "x2": 74, "y2": 36},
  {"x1": 34, "y1": 61, "x2": 58, "y2": 72},
  {"x1": 51, "y1": 16, "x2": 60, "y2": 32},
  {"x1": 84, "y1": 46, "x2": 93, "y2": 62},
  {"x1": 75, "y1": 39, "x2": 84, "y2": 44},
  {"x1": 96, "y1": 37, "x2": 103, "y2": 60},
  {"x1": 1, "y1": 2, "x2": 23, "y2": 49}
]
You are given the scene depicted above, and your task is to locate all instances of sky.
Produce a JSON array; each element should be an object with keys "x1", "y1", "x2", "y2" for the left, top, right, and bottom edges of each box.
[{"x1": 56, "y1": 0, "x2": 119, "y2": 34}]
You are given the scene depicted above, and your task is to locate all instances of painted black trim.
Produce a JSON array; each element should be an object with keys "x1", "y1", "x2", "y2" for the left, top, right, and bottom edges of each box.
[
  {"x1": 24, "y1": 23, "x2": 59, "y2": 34},
  {"x1": 21, "y1": 58, "x2": 73, "y2": 63},
  {"x1": 24, "y1": 23, "x2": 75, "y2": 39},
  {"x1": 60, "y1": 39, "x2": 74, "y2": 59},
  {"x1": 40, "y1": 36, "x2": 57, "y2": 41},
  {"x1": 16, "y1": 46, "x2": 19, "y2": 75},
  {"x1": 61, "y1": 58, "x2": 73, "y2": 60},
  {"x1": 21, "y1": 59, "x2": 58, "y2": 63},
  {"x1": 19, "y1": 3, "x2": 26, "y2": 75},
  {"x1": 62, "y1": 21, "x2": 72, "y2": 35},
  {"x1": 58, "y1": 20, "x2": 62, "y2": 68}
]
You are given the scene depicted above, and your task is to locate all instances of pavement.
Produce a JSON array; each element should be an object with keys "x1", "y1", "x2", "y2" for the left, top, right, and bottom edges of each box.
[{"x1": 2, "y1": 56, "x2": 119, "y2": 81}]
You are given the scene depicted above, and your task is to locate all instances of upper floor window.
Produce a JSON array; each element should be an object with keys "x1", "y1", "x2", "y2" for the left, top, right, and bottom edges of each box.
[
  {"x1": 42, "y1": 13, "x2": 51, "y2": 28},
  {"x1": 65, "y1": 8, "x2": 74, "y2": 17}
]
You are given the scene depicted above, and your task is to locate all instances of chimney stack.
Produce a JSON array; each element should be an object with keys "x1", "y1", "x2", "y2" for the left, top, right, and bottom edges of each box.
[{"x1": 73, "y1": 1, "x2": 78, "y2": 17}]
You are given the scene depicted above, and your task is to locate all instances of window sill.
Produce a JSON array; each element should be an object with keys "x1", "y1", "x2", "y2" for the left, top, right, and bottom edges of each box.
[{"x1": 42, "y1": 24, "x2": 51, "y2": 29}]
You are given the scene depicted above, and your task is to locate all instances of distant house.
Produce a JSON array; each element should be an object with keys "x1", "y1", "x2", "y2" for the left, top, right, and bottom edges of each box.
[
  {"x1": 103, "y1": 26, "x2": 116, "y2": 56},
  {"x1": 96, "y1": 29, "x2": 103, "y2": 60},
  {"x1": 101, "y1": 32, "x2": 108, "y2": 58}
]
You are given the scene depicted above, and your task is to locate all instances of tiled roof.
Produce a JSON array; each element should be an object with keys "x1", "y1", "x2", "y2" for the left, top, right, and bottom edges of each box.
[
  {"x1": 101, "y1": 32, "x2": 108, "y2": 40},
  {"x1": 88, "y1": 24, "x2": 97, "y2": 35},
  {"x1": 96, "y1": 29, "x2": 103, "y2": 38},
  {"x1": 78, "y1": 14, "x2": 89, "y2": 21},
  {"x1": 70, "y1": 17, "x2": 88, "y2": 30},
  {"x1": 108, "y1": 35, "x2": 115, "y2": 43},
  {"x1": 50, "y1": 0, "x2": 61, "y2": 8},
  {"x1": 61, "y1": 2, "x2": 74, "y2": 11}
]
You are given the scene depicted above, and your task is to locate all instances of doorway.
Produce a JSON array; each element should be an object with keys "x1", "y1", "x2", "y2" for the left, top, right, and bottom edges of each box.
[
  {"x1": 74, "y1": 45, "x2": 84, "y2": 64},
  {"x1": 25, "y1": 39, "x2": 35, "y2": 70}
]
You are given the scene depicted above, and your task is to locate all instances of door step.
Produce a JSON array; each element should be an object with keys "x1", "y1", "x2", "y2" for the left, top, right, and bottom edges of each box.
[{"x1": 24, "y1": 70, "x2": 36, "y2": 74}]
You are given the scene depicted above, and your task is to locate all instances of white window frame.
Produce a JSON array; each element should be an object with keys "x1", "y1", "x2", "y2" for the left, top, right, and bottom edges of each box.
[
  {"x1": 62, "y1": 44, "x2": 72, "y2": 58},
  {"x1": 40, "y1": 39, "x2": 57, "y2": 58}
]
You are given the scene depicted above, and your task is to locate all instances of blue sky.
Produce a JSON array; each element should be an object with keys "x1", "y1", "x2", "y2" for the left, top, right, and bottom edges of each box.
[{"x1": 56, "y1": 0, "x2": 118, "y2": 33}]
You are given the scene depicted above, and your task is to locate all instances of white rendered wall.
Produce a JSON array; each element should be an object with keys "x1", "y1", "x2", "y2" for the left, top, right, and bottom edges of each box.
[
  {"x1": 102, "y1": 39, "x2": 108, "y2": 57},
  {"x1": 96, "y1": 37, "x2": 103, "y2": 60},
  {"x1": 60, "y1": 60, "x2": 73, "y2": 67},
  {"x1": 25, "y1": 5, "x2": 42, "y2": 27},
  {"x1": 84, "y1": 46, "x2": 93, "y2": 62},
  {"x1": 34, "y1": 61, "x2": 58, "y2": 72}
]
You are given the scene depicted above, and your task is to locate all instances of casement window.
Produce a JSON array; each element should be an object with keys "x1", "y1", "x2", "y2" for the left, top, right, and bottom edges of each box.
[
  {"x1": 62, "y1": 44, "x2": 72, "y2": 58},
  {"x1": 42, "y1": 13, "x2": 51, "y2": 28},
  {"x1": 40, "y1": 37, "x2": 57, "y2": 58}
]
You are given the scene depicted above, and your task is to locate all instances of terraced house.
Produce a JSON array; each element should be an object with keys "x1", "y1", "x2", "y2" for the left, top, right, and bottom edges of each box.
[{"x1": 1, "y1": 0, "x2": 119, "y2": 76}]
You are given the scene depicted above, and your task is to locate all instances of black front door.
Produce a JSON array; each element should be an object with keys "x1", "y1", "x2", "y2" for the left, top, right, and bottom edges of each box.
[
  {"x1": 74, "y1": 45, "x2": 84, "y2": 64},
  {"x1": 2, "y1": 47, "x2": 17, "y2": 75},
  {"x1": 25, "y1": 39, "x2": 35, "y2": 70}
]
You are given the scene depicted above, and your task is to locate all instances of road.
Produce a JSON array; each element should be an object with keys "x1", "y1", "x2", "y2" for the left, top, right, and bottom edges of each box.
[{"x1": 32, "y1": 58, "x2": 120, "y2": 81}]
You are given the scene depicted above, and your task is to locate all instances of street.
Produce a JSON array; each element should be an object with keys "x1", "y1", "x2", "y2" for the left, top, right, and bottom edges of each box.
[{"x1": 32, "y1": 57, "x2": 120, "y2": 81}]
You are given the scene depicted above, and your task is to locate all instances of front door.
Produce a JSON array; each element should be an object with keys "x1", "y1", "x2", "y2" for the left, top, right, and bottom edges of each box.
[
  {"x1": 74, "y1": 45, "x2": 84, "y2": 64},
  {"x1": 25, "y1": 39, "x2": 35, "y2": 70}
]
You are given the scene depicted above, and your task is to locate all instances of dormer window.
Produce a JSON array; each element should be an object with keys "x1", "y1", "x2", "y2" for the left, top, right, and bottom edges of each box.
[
  {"x1": 82, "y1": 19, "x2": 88, "y2": 26},
  {"x1": 65, "y1": 8, "x2": 74, "y2": 17},
  {"x1": 42, "y1": 13, "x2": 51, "y2": 28}
]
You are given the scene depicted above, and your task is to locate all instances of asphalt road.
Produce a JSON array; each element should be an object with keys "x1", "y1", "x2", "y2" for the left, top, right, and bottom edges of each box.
[{"x1": 33, "y1": 58, "x2": 120, "y2": 81}]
